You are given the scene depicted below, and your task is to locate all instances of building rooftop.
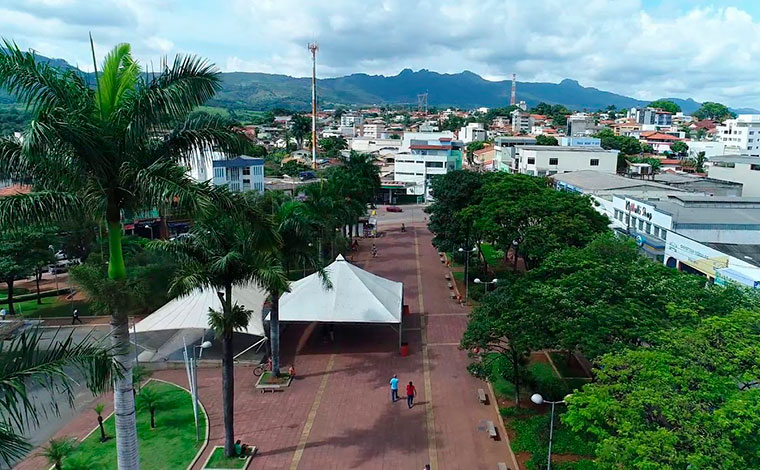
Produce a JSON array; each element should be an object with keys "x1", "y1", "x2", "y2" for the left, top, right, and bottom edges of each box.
[
  {"x1": 633, "y1": 195, "x2": 760, "y2": 225},
  {"x1": 550, "y1": 170, "x2": 681, "y2": 192},
  {"x1": 706, "y1": 242, "x2": 760, "y2": 267},
  {"x1": 519, "y1": 145, "x2": 618, "y2": 153},
  {"x1": 212, "y1": 156, "x2": 265, "y2": 168},
  {"x1": 710, "y1": 154, "x2": 760, "y2": 165}
]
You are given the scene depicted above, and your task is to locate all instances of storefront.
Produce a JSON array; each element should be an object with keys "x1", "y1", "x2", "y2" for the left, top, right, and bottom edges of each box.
[{"x1": 612, "y1": 196, "x2": 673, "y2": 261}]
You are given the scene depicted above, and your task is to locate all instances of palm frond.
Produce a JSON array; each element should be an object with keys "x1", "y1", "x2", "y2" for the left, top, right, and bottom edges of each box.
[
  {"x1": 0, "y1": 191, "x2": 87, "y2": 227},
  {"x1": 124, "y1": 158, "x2": 215, "y2": 216},
  {"x1": 0, "y1": 421, "x2": 31, "y2": 467},
  {"x1": 208, "y1": 304, "x2": 252, "y2": 337},
  {"x1": 155, "y1": 112, "x2": 251, "y2": 164},
  {"x1": 0, "y1": 328, "x2": 119, "y2": 446},
  {"x1": 96, "y1": 43, "x2": 139, "y2": 119}
]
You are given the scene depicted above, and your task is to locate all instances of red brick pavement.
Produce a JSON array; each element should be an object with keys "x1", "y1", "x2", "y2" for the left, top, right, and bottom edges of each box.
[{"x1": 14, "y1": 221, "x2": 516, "y2": 470}]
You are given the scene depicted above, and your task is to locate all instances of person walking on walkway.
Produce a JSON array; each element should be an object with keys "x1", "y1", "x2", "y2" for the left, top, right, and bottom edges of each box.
[
  {"x1": 406, "y1": 381, "x2": 416, "y2": 409},
  {"x1": 390, "y1": 374, "x2": 399, "y2": 402},
  {"x1": 71, "y1": 308, "x2": 82, "y2": 325},
  {"x1": 0, "y1": 307, "x2": 6, "y2": 321},
  {"x1": 371, "y1": 243, "x2": 377, "y2": 258}
]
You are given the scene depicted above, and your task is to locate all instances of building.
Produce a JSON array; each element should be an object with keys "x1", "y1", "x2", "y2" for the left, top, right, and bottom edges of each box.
[
  {"x1": 639, "y1": 131, "x2": 681, "y2": 153},
  {"x1": 566, "y1": 113, "x2": 595, "y2": 136},
  {"x1": 394, "y1": 132, "x2": 463, "y2": 200},
  {"x1": 459, "y1": 122, "x2": 487, "y2": 143},
  {"x1": 510, "y1": 109, "x2": 534, "y2": 134},
  {"x1": 513, "y1": 146, "x2": 618, "y2": 176},
  {"x1": 419, "y1": 121, "x2": 440, "y2": 132},
  {"x1": 716, "y1": 115, "x2": 760, "y2": 156},
  {"x1": 628, "y1": 107, "x2": 673, "y2": 128},
  {"x1": 653, "y1": 172, "x2": 742, "y2": 197},
  {"x1": 686, "y1": 140, "x2": 728, "y2": 159},
  {"x1": 350, "y1": 137, "x2": 401, "y2": 154},
  {"x1": 707, "y1": 155, "x2": 760, "y2": 197},
  {"x1": 611, "y1": 120, "x2": 641, "y2": 136},
  {"x1": 362, "y1": 123, "x2": 386, "y2": 139},
  {"x1": 559, "y1": 137, "x2": 600, "y2": 147},
  {"x1": 340, "y1": 112, "x2": 364, "y2": 128},
  {"x1": 493, "y1": 136, "x2": 536, "y2": 172},
  {"x1": 210, "y1": 156, "x2": 265, "y2": 193}
]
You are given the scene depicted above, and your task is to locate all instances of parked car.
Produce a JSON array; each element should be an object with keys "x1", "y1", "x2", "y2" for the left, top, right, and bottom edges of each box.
[
  {"x1": 386, "y1": 206, "x2": 403, "y2": 213},
  {"x1": 299, "y1": 171, "x2": 316, "y2": 181}
]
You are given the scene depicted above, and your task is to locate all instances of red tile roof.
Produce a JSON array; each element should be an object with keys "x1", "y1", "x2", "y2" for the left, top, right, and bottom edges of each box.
[
  {"x1": 659, "y1": 159, "x2": 681, "y2": 165},
  {"x1": 0, "y1": 184, "x2": 31, "y2": 197},
  {"x1": 641, "y1": 132, "x2": 679, "y2": 141}
]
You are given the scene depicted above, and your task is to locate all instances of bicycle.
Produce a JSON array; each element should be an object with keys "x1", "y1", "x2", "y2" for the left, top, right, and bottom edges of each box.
[{"x1": 253, "y1": 358, "x2": 272, "y2": 377}]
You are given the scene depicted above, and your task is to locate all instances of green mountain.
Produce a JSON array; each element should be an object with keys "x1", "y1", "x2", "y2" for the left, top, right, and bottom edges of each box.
[{"x1": 0, "y1": 51, "x2": 753, "y2": 114}]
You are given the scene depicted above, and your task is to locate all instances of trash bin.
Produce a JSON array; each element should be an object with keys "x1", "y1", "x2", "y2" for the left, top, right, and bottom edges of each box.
[
  {"x1": 400, "y1": 342, "x2": 410, "y2": 357},
  {"x1": 403, "y1": 304, "x2": 410, "y2": 316}
]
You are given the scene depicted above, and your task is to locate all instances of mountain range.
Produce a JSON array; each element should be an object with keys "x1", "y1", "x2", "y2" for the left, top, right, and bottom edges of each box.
[{"x1": 1, "y1": 51, "x2": 756, "y2": 114}]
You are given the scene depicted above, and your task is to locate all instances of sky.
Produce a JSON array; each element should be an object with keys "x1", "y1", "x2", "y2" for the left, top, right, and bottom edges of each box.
[{"x1": 3, "y1": 0, "x2": 760, "y2": 107}]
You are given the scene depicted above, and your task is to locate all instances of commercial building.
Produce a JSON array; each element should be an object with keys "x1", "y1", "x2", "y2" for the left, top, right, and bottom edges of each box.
[
  {"x1": 559, "y1": 137, "x2": 600, "y2": 147},
  {"x1": 394, "y1": 132, "x2": 463, "y2": 200},
  {"x1": 628, "y1": 107, "x2": 673, "y2": 128},
  {"x1": 459, "y1": 122, "x2": 487, "y2": 143},
  {"x1": 707, "y1": 155, "x2": 760, "y2": 197},
  {"x1": 638, "y1": 131, "x2": 680, "y2": 154},
  {"x1": 686, "y1": 140, "x2": 728, "y2": 159},
  {"x1": 350, "y1": 137, "x2": 401, "y2": 154},
  {"x1": 566, "y1": 113, "x2": 595, "y2": 136},
  {"x1": 188, "y1": 154, "x2": 264, "y2": 193},
  {"x1": 513, "y1": 146, "x2": 618, "y2": 176},
  {"x1": 493, "y1": 136, "x2": 536, "y2": 172},
  {"x1": 340, "y1": 112, "x2": 364, "y2": 128},
  {"x1": 716, "y1": 114, "x2": 760, "y2": 156},
  {"x1": 362, "y1": 123, "x2": 386, "y2": 139},
  {"x1": 652, "y1": 172, "x2": 742, "y2": 197},
  {"x1": 510, "y1": 109, "x2": 534, "y2": 134}
]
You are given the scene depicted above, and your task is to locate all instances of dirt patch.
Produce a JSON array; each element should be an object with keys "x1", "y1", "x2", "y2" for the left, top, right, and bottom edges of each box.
[
  {"x1": 515, "y1": 452, "x2": 531, "y2": 469},
  {"x1": 530, "y1": 351, "x2": 550, "y2": 364}
]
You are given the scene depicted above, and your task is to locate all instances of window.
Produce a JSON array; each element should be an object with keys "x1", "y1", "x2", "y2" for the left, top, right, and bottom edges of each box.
[
  {"x1": 527, "y1": 157, "x2": 535, "y2": 164},
  {"x1": 549, "y1": 158, "x2": 559, "y2": 165},
  {"x1": 243, "y1": 167, "x2": 251, "y2": 175},
  {"x1": 661, "y1": 229, "x2": 667, "y2": 240},
  {"x1": 750, "y1": 139, "x2": 754, "y2": 143},
  {"x1": 425, "y1": 161, "x2": 444, "y2": 168},
  {"x1": 654, "y1": 226, "x2": 660, "y2": 238},
  {"x1": 638, "y1": 219, "x2": 644, "y2": 230},
  {"x1": 590, "y1": 159, "x2": 599, "y2": 166},
  {"x1": 751, "y1": 164, "x2": 760, "y2": 171},
  {"x1": 645, "y1": 222, "x2": 651, "y2": 234}
]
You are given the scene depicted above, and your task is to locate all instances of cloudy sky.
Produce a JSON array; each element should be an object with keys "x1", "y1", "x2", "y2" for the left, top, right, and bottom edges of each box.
[{"x1": 3, "y1": 0, "x2": 760, "y2": 107}]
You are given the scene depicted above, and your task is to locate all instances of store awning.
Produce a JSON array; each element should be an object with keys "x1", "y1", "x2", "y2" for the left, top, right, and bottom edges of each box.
[
  {"x1": 136, "y1": 283, "x2": 267, "y2": 336},
  {"x1": 271, "y1": 254, "x2": 403, "y2": 324}
]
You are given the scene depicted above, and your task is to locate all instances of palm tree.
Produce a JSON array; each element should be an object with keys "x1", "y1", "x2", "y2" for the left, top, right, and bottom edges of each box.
[
  {"x1": 136, "y1": 386, "x2": 159, "y2": 429},
  {"x1": 150, "y1": 195, "x2": 285, "y2": 457},
  {"x1": 0, "y1": 42, "x2": 247, "y2": 469},
  {"x1": 0, "y1": 328, "x2": 115, "y2": 467},
  {"x1": 256, "y1": 193, "x2": 328, "y2": 376},
  {"x1": 41, "y1": 437, "x2": 77, "y2": 470},
  {"x1": 94, "y1": 403, "x2": 108, "y2": 442}
]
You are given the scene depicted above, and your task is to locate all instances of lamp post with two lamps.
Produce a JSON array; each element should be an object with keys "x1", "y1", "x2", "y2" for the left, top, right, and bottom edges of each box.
[
  {"x1": 187, "y1": 339, "x2": 212, "y2": 441},
  {"x1": 473, "y1": 277, "x2": 498, "y2": 294},
  {"x1": 458, "y1": 246, "x2": 477, "y2": 301},
  {"x1": 531, "y1": 393, "x2": 570, "y2": 470}
]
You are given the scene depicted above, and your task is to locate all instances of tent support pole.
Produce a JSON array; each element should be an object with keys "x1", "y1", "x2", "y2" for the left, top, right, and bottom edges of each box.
[{"x1": 399, "y1": 323, "x2": 402, "y2": 354}]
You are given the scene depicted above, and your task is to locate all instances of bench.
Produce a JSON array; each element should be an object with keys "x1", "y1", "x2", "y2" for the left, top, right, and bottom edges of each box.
[
  {"x1": 486, "y1": 420, "x2": 498, "y2": 439},
  {"x1": 449, "y1": 291, "x2": 457, "y2": 299},
  {"x1": 447, "y1": 282, "x2": 453, "y2": 289},
  {"x1": 497, "y1": 463, "x2": 509, "y2": 470},
  {"x1": 444, "y1": 273, "x2": 451, "y2": 280},
  {"x1": 440, "y1": 257, "x2": 446, "y2": 263},
  {"x1": 477, "y1": 388, "x2": 488, "y2": 404}
]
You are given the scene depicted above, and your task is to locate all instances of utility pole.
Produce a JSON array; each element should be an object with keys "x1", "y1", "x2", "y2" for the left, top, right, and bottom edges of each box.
[
  {"x1": 510, "y1": 73, "x2": 517, "y2": 106},
  {"x1": 308, "y1": 42, "x2": 319, "y2": 170}
]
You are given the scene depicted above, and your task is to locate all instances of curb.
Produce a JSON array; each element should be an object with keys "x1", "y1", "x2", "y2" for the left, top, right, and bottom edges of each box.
[{"x1": 487, "y1": 381, "x2": 521, "y2": 470}]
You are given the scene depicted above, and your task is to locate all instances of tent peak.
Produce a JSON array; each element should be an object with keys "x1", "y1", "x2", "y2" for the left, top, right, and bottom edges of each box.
[{"x1": 336, "y1": 254, "x2": 346, "y2": 261}]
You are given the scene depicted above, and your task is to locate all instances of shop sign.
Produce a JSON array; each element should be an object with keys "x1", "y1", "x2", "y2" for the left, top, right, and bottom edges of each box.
[{"x1": 625, "y1": 200, "x2": 653, "y2": 220}]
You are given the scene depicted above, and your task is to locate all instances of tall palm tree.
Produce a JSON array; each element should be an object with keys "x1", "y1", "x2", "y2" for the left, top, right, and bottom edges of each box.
[
  {"x1": 0, "y1": 42, "x2": 247, "y2": 469},
  {"x1": 0, "y1": 328, "x2": 116, "y2": 467},
  {"x1": 41, "y1": 437, "x2": 77, "y2": 470},
  {"x1": 150, "y1": 195, "x2": 285, "y2": 457},
  {"x1": 256, "y1": 193, "x2": 328, "y2": 376}
]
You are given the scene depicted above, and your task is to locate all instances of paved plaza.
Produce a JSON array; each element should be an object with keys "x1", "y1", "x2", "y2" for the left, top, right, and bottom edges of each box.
[{"x1": 15, "y1": 207, "x2": 518, "y2": 470}]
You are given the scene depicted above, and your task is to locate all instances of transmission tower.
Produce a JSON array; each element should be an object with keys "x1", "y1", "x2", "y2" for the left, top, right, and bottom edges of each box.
[
  {"x1": 416, "y1": 92, "x2": 428, "y2": 113},
  {"x1": 308, "y1": 42, "x2": 319, "y2": 169},
  {"x1": 510, "y1": 73, "x2": 516, "y2": 106}
]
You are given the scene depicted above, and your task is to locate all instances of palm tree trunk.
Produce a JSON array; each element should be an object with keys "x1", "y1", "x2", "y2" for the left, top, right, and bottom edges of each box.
[
  {"x1": 107, "y1": 217, "x2": 140, "y2": 470},
  {"x1": 6, "y1": 279, "x2": 14, "y2": 316},
  {"x1": 98, "y1": 416, "x2": 106, "y2": 442},
  {"x1": 222, "y1": 283, "x2": 235, "y2": 458},
  {"x1": 271, "y1": 289, "x2": 281, "y2": 376},
  {"x1": 36, "y1": 267, "x2": 42, "y2": 304}
]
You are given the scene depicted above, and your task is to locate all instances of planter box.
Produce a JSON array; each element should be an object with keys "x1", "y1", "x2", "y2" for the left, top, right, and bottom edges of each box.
[
  {"x1": 255, "y1": 372, "x2": 292, "y2": 392},
  {"x1": 201, "y1": 445, "x2": 255, "y2": 470}
]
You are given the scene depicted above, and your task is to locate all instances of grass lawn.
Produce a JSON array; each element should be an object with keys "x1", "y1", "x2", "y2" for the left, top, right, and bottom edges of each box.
[
  {"x1": 204, "y1": 447, "x2": 247, "y2": 469},
  {"x1": 0, "y1": 287, "x2": 29, "y2": 299},
  {"x1": 195, "y1": 105, "x2": 231, "y2": 117},
  {"x1": 7, "y1": 297, "x2": 92, "y2": 318},
  {"x1": 64, "y1": 381, "x2": 205, "y2": 470},
  {"x1": 480, "y1": 243, "x2": 505, "y2": 267}
]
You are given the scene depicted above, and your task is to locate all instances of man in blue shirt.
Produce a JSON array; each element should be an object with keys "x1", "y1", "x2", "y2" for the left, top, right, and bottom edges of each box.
[{"x1": 390, "y1": 374, "x2": 399, "y2": 402}]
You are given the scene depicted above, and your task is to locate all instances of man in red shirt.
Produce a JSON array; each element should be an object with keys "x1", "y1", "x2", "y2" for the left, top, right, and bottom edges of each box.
[{"x1": 406, "y1": 381, "x2": 416, "y2": 409}]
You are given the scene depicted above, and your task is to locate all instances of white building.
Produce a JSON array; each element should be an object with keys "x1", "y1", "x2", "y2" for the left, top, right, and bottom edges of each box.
[
  {"x1": 340, "y1": 112, "x2": 364, "y2": 128},
  {"x1": 628, "y1": 107, "x2": 673, "y2": 128},
  {"x1": 513, "y1": 146, "x2": 618, "y2": 176},
  {"x1": 566, "y1": 113, "x2": 596, "y2": 136},
  {"x1": 493, "y1": 136, "x2": 536, "y2": 172},
  {"x1": 458, "y1": 122, "x2": 487, "y2": 143},
  {"x1": 510, "y1": 109, "x2": 534, "y2": 134},
  {"x1": 190, "y1": 152, "x2": 265, "y2": 193},
  {"x1": 419, "y1": 121, "x2": 440, "y2": 132},
  {"x1": 686, "y1": 140, "x2": 728, "y2": 159},
  {"x1": 559, "y1": 137, "x2": 601, "y2": 147},
  {"x1": 707, "y1": 155, "x2": 760, "y2": 197},
  {"x1": 362, "y1": 123, "x2": 386, "y2": 139},
  {"x1": 350, "y1": 137, "x2": 401, "y2": 154},
  {"x1": 716, "y1": 115, "x2": 760, "y2": 156},
  {"x1": 394, "y1": 132, "x2": 462, "y2": 200}
]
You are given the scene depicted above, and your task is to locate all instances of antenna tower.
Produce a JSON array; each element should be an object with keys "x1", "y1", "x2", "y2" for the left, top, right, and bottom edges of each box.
[
  {"x1": 308, "y1": 42, "x2": 319, "y2": 170},
  {"x1": 510, "y1": 73, "x2": 516, "y2": 106},
  {"x1": 416, "y1": 93, "x2": 428, "y2": 113}
]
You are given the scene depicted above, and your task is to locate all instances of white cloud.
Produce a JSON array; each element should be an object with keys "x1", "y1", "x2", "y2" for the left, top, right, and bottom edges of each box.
[{"x1": 3, "y1": 0, "x2": 760, "y2": 107}]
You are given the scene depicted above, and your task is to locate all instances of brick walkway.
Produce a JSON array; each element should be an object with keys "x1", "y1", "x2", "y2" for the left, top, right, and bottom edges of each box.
[{"x1": 14, "y1": 220, "x2": 517, "y2": 470}]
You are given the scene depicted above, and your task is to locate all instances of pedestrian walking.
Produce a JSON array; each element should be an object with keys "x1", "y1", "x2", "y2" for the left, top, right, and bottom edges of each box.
[
  {"x1": 371, "y1": 243, "x2": 377, "y2": 258},
  {"x1": 72, "y1": 308, "x2": 82, "y2": 325},
  {"x1": 390, "y1": 374, "x2": 399, "y2": 402},
  {"x1": 0, "y1": 307, "x2": 6, "y2": 321},
  {"x1": 406, "y1": 381, "x2": 416, "y2": 409}
]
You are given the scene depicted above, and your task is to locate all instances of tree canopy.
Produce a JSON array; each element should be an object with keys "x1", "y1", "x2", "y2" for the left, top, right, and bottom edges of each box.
[
  {"x1": 692, "y1": 101, "x2": 736, "y2": 121},
  {"x1": 669, "y1": 140, "x2": 688, "y2": 155},
  {"x1": 535, "y1": 134, "x2": 559, "y2": 146},
  {"x1": 647, "y1": 100, "x2": 681, "y2": 114}
]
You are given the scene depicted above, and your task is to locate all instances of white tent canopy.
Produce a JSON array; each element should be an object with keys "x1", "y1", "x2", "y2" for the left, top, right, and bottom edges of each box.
[
  {"x1": 136, "y1": 283, "x2": 267, "y2": 336},
  {"x1": 273, "y1": 254, "x2": 403, "y2": 324}
]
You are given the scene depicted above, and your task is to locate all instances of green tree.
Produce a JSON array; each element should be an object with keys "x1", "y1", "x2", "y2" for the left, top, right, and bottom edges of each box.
[
  {"x1": 647, "y1": 99, "x2": 681, "y2": 114},
  {"x1": 0, "y1": 42, "x2": 247, "y2": 468},
  {"x1": 692, "y1": 101, "x2": 736, "y2": 121},
  {"x1": 535, "y1": 134, "x2": 559, "y2": 146},
  {"x1": 0, "y1": 328, "x2": 116, "y2": 466},
  {"x1": 441, "y1": 115, "x2": 465, "y2": 131},
  {"x1": 669, "y1": 140, "x2": 688, "y2": 156},
  {"x1": 150, "y1": 196, "x2": 284, "y2": 457},
  {"x1": 291, "y1": 113, "x2": 311, "y2": 149},
  {"x1": 27, "y1": 229, "x2": 59, "y2": 304},
  {"x1": 465, "y1": 140, "x2": 486, "y2": 165},
  {"x1": 318, "y1": 135, "x2": 348, "y2": 158},
  {"x1": 42, "y1": 437, "x2": 77, "y2": 470},
  {"x1": 0, "y1": 230, "x2": 37, "y2": 315},
  {"x1": 682, "y1": 150, "x2": 707, "y2": 173},
  {"x1": 136, "y1": 386, "x2": 159, "y2": 429}
]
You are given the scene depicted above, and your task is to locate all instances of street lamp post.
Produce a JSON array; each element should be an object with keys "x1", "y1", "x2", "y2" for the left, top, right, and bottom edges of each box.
[
  {"x1": 473, "y1": 277, "x2": 498, "y2": 294},
  {"x1": 191, "y1": 340, "x2": 212, "y2": 441},
  {"x1": 531, "y1": 393, "x2": 568, "y2": 470},
  {"x1": 144, "y1": 224, "x2": 155, "y2": 240},
  {"x1": 458, "y1": 246, "x2": 477, "y2": 301}
]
